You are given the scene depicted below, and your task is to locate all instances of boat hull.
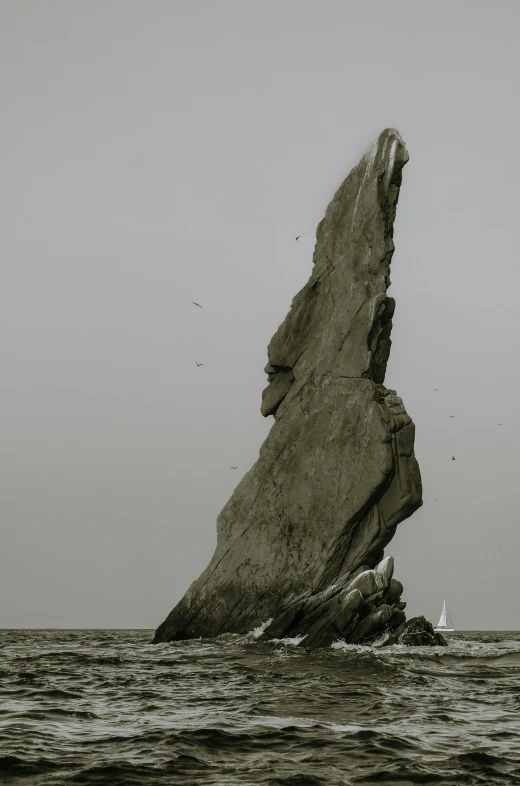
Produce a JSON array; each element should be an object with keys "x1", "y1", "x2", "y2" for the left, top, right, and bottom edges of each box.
[{"x1": 434, "y1": 627, "x2": 454, "y2": 632}]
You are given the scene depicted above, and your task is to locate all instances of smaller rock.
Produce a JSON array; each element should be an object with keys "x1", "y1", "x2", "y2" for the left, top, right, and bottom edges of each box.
[
  {"x1": 375, "y1": 556, "x2": 394, "y2": 589},
  {"x1": 348, "y1": 570, "x2": 378, "y2": 597},
  {"x1": 384, "y1": 616, "x2": 447, "y2": 647},
  {"x1": 348, "y1": 556, "x2": 394, "y2": 598},
  {"x1": 349, "y1": 604, "x2": 392, "y2": 644},
  {"x1": 386, "y1": 579, "x2": 403, "y2": 605},
  {"x1": 337, "y1": 589, "x2": 364, "y2": 624},
  {"x1": 365, "y1": 590, "x2": 385, "y2": 606}
]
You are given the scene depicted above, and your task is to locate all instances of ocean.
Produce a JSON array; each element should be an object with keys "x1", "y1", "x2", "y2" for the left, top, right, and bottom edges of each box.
[{"x1": 0, "y1": 629, "x2": 519, "y2": 785}]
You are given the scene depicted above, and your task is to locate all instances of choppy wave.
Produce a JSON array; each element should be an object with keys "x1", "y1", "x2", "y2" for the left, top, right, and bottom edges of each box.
[{"x1": 0, "y1": 629, "x2": 519, "y2": 785}]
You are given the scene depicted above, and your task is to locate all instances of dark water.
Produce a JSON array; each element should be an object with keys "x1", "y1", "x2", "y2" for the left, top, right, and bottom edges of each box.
[{"x1": 1, "y1": 629, "x2": 519, "y2": 785}]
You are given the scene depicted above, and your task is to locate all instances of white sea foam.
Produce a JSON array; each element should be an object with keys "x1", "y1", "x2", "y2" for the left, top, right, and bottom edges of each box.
[
  {"x1": 272, "y1": 635, "x2": 307, "y2": 646},
  {"x1": 249, "y1": 619, "x2": 273, "y2": 638}
]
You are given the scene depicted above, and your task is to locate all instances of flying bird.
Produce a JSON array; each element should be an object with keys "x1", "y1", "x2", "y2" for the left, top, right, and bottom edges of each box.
[
  {"x1": 451, "y1": 456, "x2": 455, "y2": 461},
  {"x1": 295, "y1": 235, "x2": 300, "y2": 241},
  {"x1": 497, "y1": 423, "x2": 503, "y2": 426},
  {"x1": 231, "y1": 466, "x2": 238, "y2": 470},
  {"x1": 449, "y1": 415, "x2": 454, "y2": 418},
  {"x1": 194, "y1": 361, "x2": 204, "y2": 367},
  {"x1": 192, "y1": 302, "x2": 202, "y2": 308},
  {"x1": 433, "y1": 388, "x2": 439, "y2": 391}
]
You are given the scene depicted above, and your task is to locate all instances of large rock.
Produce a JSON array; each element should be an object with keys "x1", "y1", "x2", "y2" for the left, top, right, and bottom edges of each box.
[{"x1": 153, "y1": 128, "x2": 425, "y2": 646}]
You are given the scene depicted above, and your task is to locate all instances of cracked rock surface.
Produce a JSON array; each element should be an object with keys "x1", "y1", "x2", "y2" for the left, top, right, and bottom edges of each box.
[{"x1": 153, "y1": 128, "x2": 430, "y2": 647}]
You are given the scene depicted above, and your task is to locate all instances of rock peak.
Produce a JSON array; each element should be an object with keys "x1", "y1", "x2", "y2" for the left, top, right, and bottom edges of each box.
[{"x1": 261, "y1": 128, "x2": 408, "y2": 418}]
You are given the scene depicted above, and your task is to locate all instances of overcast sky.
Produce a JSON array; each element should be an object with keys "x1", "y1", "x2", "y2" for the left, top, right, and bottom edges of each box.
[{"x1": 1, "y1": 1, "x2": 519, "y2": 630}]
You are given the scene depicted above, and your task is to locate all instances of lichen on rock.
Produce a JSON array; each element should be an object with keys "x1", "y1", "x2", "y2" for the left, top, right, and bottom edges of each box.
[{"x1": 153, "y1": 128, "x2": 436, "y2": 648}]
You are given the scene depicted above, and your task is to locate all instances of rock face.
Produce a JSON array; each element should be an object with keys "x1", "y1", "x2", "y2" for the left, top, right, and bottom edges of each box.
[{"x1": 154, "y1": 128, "x2": 429, "y2": 647}]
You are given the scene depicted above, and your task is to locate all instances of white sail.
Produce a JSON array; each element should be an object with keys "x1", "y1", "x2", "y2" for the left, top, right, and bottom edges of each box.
[
  {"x1": 437, "y1": 600, "x2": 447, "y2": 629},
  {"x1": 434, "y1": 600, "x2": 454, "y2": 632}
]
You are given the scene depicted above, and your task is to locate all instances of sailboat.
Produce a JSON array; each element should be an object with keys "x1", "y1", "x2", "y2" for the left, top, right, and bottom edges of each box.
[{"x1": 434, "y1": 600, "x2": 455, "y2": 632}]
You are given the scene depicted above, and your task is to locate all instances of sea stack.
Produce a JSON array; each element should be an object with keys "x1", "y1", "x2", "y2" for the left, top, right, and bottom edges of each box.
[{"x1": 154, "y1": 129, "x2": 438, "y2": 647}]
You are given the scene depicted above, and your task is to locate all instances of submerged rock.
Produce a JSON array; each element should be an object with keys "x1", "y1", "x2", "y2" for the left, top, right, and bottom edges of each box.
[{"x1": 154, "y1": 128, "x2": 433, "y2": 647}]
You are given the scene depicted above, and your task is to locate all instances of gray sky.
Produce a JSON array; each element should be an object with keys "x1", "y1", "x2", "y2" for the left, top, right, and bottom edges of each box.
[{"x1": 1, "y1": 1, "x2": 519, "y2": 630}]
